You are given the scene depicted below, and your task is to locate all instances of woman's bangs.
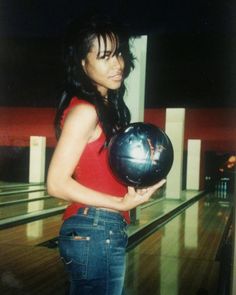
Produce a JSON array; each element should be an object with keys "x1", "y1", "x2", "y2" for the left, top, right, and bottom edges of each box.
[{"x1": 96, "y1": 31, "x2": 119, "y2": 57}]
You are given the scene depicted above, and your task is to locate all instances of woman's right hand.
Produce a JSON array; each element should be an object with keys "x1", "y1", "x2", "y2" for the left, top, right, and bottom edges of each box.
[{"x1": 120, "y1": 179, "x2": 166, "y2": 211}]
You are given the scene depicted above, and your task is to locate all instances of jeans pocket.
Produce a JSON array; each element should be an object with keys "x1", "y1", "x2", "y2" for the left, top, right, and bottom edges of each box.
[
  {"x1": 59, "y1": 229, "x2": 90, "y2": 280},
  {"x1": 108, "y1": 227, "x2": 128, "y2": 249}
]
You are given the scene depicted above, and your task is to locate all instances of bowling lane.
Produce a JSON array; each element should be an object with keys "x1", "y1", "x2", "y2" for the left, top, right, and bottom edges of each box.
[
  {"x1": 0, "y1": 183, "x2": 45, "y2": 196},
  {"x1": 0, "y1": 181, "x2": 44, "y2": 189},
  {"x1": 0, "y1": 198, "x2": 68, "y2": 220},
  {"x1": 0, "y1": 244, "x2": 67, "y2": 295},
  {"x1": 0, "y1": 190, "x2": 49, "y2": 205},
  {"x1": 125, "y1": 194, "x2": 232, "y2": 295},
  {"x1": 0, "y1": 214, "x2": 63, "y2": 246},
  {"x1": 0, "y1": 192, "x2": 232, "y2": 295}
]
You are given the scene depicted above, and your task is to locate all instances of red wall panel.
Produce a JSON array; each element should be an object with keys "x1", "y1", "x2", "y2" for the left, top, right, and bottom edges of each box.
[
  {"x1": 0, "y1": 107, "x2": 56, "y2": 147},
  {"x1": 145, "y1": 108, "x2": 236, "y2": 152},
  {"x1": 0, "y1": 107, "x2": 235, "y2": 153}
]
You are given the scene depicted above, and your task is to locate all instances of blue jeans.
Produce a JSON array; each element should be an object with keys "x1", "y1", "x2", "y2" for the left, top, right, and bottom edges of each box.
[{"x1": 58, "y1": 207, "x2": 128, "y2": 295}]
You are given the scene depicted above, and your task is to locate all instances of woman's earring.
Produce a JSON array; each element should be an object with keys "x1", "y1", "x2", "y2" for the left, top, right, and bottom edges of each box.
[{"x1": 81, "y1": 60, "x2": 87, "y2": 74}]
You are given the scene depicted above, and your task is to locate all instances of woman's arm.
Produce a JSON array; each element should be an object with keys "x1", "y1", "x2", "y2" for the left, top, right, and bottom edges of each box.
[{"x1": 47, "y1": 103, "x2": 166, "y2": 211}]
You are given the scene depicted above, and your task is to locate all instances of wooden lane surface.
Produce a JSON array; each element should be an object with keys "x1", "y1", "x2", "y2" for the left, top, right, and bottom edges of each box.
[
  {"x1": 0, "y1": 213, "x2": 66, "y2": 295},
  {"x1": 0, "y1": 185, "x2": 45, "y2": 196},
  {"x1": 0, "y1": 190, "x2": 49, "y2": 204},
  {"x1": 0, "y1": 213, "x2": 67, "y2": 294},
  {"x1": 125, "y1": 254, "x2": 219, "y2": 295},
  {"x1": 125, "y1": 196, "x2": 232, "y2": 295},
  {"x1": 0, "y1": 194, "x2": 232, "y2": 295},
  {"x1": 0, "y1": 214, "x2": 63, "y2": 246},
  {"x1": 0, "y1": 245, "x2": 67, "y2": 295},
  {"x1": 0, "y1": 198, "x2": 68, "y2": 220}
]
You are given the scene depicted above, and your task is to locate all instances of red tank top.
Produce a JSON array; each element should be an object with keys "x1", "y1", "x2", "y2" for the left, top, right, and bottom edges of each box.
[{"x1": 61, "y1": 97, "x2": 130, "y2": 223}]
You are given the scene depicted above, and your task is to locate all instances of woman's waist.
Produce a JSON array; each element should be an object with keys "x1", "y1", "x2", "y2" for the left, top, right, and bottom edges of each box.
[
  {"x1": 63, "y1": 203, "x2": 130, "y2": 224},
  {"x1": 65, "y1": 202, "x2": 119, "y2": 212},
  {"x1": 68, "y1": 206, "x2": 128, "y2": 226}
]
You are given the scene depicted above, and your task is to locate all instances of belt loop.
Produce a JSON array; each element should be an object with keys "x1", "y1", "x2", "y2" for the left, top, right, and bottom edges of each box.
[
  {"x1": 93, "y1": 209, "x2": 100, "y2": 226},
  {"x1": 83, "y1": 207, "x2": 89, "y2": 215}
]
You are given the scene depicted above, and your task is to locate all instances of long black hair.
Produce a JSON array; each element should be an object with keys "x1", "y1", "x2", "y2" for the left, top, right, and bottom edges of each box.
[{"x1": 54, "y1": 14, "x2": 135, "y2": 145}]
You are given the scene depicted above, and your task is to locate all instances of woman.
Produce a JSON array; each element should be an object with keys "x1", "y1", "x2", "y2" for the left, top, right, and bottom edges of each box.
[{"x1": 47, "y1": 14, "x2": 166, "y2": 295}]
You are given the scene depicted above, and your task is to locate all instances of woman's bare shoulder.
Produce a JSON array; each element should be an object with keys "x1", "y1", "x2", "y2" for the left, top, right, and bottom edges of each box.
[{"x1": 65, "y1": 102, "x2": 98, "y2": 126}]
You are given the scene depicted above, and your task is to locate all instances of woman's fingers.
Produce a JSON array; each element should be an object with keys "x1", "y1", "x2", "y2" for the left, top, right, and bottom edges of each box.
[
  {"x1": 127, "y1": 186, "x2": 136, "y2": 195},
  {"x1": 124, "y1": 179, "x2": 167, "y2": 210},
  {"x1": 150, "y1": 179, "x2": 167, "y2": 191},
  {"x1": 135, "y1": 179, "x2": 166, "y2": 196}
]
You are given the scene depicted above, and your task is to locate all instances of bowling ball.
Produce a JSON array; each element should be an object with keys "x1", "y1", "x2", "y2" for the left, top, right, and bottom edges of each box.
[{"x1": 108, "y1": 122, "x2": 174, "y2": 188}]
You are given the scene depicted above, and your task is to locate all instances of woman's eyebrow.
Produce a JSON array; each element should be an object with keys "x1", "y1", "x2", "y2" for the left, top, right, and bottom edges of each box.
[
  {"x1": 98, "y1": 50, "x2": 113, "y2": 57},
  {"x1": 101, "y1": 50, "x2": 112, "y2": 54}
]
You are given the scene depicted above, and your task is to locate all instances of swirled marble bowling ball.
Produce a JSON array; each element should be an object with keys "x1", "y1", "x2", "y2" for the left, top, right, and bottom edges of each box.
[{"x1": 108, "y1": 122, "x2": 174, "y2": 188}]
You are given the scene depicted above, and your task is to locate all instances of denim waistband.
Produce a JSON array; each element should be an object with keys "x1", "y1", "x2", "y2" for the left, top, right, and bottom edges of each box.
[{"x1": 77, "y1": 207, "x2": 126, "y2": 224}]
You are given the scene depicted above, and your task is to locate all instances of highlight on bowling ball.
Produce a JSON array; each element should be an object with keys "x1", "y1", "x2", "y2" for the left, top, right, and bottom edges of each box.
[{"x1": 108, "y1": 122, "x2": 174, "y2": 188}]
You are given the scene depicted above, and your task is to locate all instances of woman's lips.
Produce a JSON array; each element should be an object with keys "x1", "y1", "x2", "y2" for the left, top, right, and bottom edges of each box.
[{"x1": 109, "y1": 72, "x2": 123, "y2": 81}]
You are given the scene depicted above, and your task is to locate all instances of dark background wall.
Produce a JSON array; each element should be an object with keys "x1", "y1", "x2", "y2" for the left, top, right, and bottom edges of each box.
[
  {"x1": 1, "y1": 33, "x2": 235, "y2": 108},
  {"x1": 0, "y1": 1, "x2": 236, "y2": 108}
]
